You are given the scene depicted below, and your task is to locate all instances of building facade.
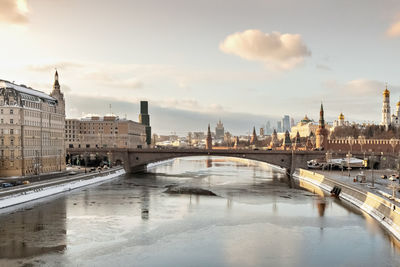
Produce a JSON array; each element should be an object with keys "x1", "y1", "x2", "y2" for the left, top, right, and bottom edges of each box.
[
  {"x1": 65, "y1": 115, "x2": 146, "y2": 150},
  {"x1": 215, "y1": 120, "x2": 224, "y2": 140},
  {"x1": 290, "y1": 115, "x2": 320, "y2": 138},
  {"x1": 0, "y1": 71, "x2": 65, "y2": 177}
]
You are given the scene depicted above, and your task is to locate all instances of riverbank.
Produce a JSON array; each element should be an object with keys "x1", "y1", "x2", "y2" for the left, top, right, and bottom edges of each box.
[
  {"x1": 294, "y1": 168, "x2": 400, "y2": 241},
  {"x1": 0, "y1": 167, "x2": 125, "y2": 210}
]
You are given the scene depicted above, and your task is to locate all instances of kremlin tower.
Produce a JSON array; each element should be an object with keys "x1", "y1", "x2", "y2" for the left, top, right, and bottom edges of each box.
[
  {"x1": 206, "y1": 124, "x2": 212, "y2": 149},
  {"x1": 316, "y1": 103, "x2": 329, "y2": 150},
  {"x1": 381, "y1": 85, "x2": 391, "y2": 129}
]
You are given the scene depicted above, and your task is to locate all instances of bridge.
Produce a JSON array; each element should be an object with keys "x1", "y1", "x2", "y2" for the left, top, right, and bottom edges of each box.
[{"x1": 67, "y1": 148, "x2": 328, "y2": 176}]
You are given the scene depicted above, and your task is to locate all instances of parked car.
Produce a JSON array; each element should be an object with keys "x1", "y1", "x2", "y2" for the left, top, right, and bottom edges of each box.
[
  {"x1": 1, "y1": 183, "x2": 13, "y2": 188},
  {"x1": 381, "y1": 175, "x2": 388, "y2": 179},
  {"x1": 389, "y1": 175, "x2": 397, "y2": 181},
  {"x1": 11, "y1": 181, "x2": 23, "y2": 186},
  {"x1": 22, "y1": 180, "x2": 30, "y2": 185}
]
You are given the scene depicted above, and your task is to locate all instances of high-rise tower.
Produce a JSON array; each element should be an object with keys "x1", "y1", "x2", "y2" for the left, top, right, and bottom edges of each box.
[
  {"x1": 381, "y1": 85, "x2": 391, "y2": 129},
  {"x1": 139, "y1": 101, "x2": 151, "y2": 145}
]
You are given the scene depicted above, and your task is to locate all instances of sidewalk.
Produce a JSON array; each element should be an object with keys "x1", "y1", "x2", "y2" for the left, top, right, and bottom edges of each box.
[{"x1": 317, "y1": 169, "x2": 400, "y2": 203}]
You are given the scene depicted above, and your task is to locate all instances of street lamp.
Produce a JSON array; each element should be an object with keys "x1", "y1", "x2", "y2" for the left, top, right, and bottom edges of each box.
[
  {"x1": 370, "y1": 152, "x2": 376, "y2": 188},
  {"x1": 346, "y1": 151, "x2": 352, "y2": 178}
]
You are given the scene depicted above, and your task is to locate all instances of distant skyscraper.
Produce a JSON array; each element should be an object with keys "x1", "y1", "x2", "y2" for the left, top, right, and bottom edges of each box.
[
  {"x1": 139, "y1": 101, "x2": 151, "y2": 145},
  {"x1": 282, "y1": 115, "x2": 290, "y2": 132},
  {"x1": 215, "y1": 120, "x2": 224, "y2": 139},
  {"x1": 266, "y1": 121, "x2": 271, "y2": 135},
  {"x1": 277, "y1": 121, "x2": 282, "y2": 133},
  {"x1": 291, "y1": 118, "x2": 295, "y2": 128}
]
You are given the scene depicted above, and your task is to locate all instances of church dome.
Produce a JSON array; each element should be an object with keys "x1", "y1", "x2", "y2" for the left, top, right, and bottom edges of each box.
[
  {"x1": 338, "y1": 113, "x2": 344, "y2": 120},
  {"x1": 383, "y1": 88, "x2": 390, "y2": 97},
  {"x1": 301, "y1": 115, "x2": 311, "y2": 123},
  {"x1": 397, "y1": 101, "x2": 400, "y2": 107}
]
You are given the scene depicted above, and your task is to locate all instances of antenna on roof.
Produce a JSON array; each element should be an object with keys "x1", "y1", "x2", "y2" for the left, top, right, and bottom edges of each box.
[{"x1": 109, "y1": 104, "x2": 112, "y2": 115}]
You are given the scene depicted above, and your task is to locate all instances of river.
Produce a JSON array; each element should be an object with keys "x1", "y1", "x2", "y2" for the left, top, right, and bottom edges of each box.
[{"x1": 0, "y1": 156, "x2": 400, "y2": 266}]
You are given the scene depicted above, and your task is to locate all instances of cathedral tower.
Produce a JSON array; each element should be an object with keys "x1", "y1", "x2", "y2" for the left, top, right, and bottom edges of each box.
[{"x1": 381, "y1": 85, "x2": 391, "y2": 129}]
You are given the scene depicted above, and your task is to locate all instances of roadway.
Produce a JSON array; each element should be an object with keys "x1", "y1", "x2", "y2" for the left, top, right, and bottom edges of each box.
[{"x1": 0, "y1": 166, "x2": 124, "y2": 199}]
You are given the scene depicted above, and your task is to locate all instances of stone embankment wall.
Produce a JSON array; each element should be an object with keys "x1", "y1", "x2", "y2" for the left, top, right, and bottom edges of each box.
[{"x1": 296, "y1": 169, "x2": 400, "y2": 241}]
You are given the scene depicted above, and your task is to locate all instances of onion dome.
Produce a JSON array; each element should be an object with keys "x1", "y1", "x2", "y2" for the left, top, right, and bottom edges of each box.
[
  {"x1": 338, "y1": 113, "x2": 344, "y2": 120},
  {"x1": 383, "y1": 86, "x2": 390, "y2": 97}
]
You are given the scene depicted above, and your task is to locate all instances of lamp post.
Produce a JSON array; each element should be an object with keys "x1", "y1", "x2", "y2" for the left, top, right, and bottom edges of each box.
[
  {"x1": 370, "y1": 152, "x2": 376, "y2": 188},
  {"x1": 346, "y1": 151, "x2": 352, "y2": 178}
]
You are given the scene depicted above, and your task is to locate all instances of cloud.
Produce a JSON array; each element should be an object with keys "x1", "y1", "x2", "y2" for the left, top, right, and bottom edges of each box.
[
  {"x1": 0, "y1": 0, "x2": 29, "y2": 24},
  {"x1": 26, "y1": 62, "x2": 84, "y2": 72},
  {"x1": 323, "y1": 79, "x2": 392, "y2": 97},
  {"x1": 220, "y1": 29, "x2": 311, "y2": 70},
  {"x1": 83, "y1": 71, "x2": 143, "y2": 89},
  {"x1": 386, "y1": 20, "x2": 400, "y2": 38},
  {"x1": 316, "y1": 64, "x2": 331, "y2": 71}
]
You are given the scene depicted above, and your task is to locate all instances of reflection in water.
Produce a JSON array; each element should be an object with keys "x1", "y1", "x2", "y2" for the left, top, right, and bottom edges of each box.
[
  {"x1": 206, "y1": 158, "x2": 212, "y2": 168},
  {"x1": 140, "y1": 186, "x2": 150, "y2": 220},
  {"x1": 317, "y1": 197, "x2": 327, "y2": 217},
  {"x1": 0, "y1": 156, "x2": 399, "y2": 266},
  {"x1": 0, "y1": 198, "x2": 66, "y2": 259}
]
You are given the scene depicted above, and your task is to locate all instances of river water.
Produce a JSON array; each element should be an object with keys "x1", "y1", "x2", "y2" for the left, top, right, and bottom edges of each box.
[{"x1": 0, "y1": 156, "x2": 400, "y2": 267}]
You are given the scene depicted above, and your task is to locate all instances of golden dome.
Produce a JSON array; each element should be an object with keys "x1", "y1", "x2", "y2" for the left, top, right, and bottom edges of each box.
[
  {"x1": 383, "y1": 88, "x2": 390, "y2": 97},
  {"x1": 338, "y1": 113, "x2": 344, "y2": 120},
  {"x1": 397, "y1": 101, "x2": 400, "y2": 107}
]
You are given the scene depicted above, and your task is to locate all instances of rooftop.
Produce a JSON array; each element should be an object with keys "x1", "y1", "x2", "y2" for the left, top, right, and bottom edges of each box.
[{"x1": 0, "y1": 79, "x2": 55, "y2": 102}]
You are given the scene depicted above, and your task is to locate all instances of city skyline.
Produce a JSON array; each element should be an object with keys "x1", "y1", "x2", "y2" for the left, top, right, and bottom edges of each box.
[{"x1": 1, "y1": 0, "x2": 400, "y2": 134}]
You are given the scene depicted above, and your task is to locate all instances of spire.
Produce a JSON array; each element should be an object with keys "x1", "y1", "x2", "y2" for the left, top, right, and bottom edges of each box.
[
  {"x1": 319, "y1": 102, "x2": 325, "y2": 129},
  {"x1": 53, "y1": 69, "x2": 60, "y2": 90},
  {"x1": 206, "y1": 124, "x2": 212, "y2": 149}
]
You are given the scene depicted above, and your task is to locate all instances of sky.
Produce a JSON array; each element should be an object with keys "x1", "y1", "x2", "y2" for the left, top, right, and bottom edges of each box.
[{"x1": 1, "y1": 0, "x2": 400, "y2": 135}]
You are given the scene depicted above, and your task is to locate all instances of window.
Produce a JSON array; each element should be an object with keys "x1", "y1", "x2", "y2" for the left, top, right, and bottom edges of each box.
[
  {"x1": 10, "y1": 139, "x2": 14, "y2": 146},
  {"x1": 10, "y1": 119, "x2": 13, "y2": 124},
  {"x1": 10, "y1": 109, "x2": 13, "y2": 115},
  {"x1": 10, "y1": 150, "x2": 14, "y2": 159},
  {"x1": 0, "y1": 109, "x2": 2, "y2": 114},
  {"x1": 0, "y1": 139, "x2": 3, "y2": 145},
  {"x1": 10, "y1": 129, "x2": 13, "y2": 135},
  {"x1": 0, "y1": 119, "x2": 3, "y2": 124}
]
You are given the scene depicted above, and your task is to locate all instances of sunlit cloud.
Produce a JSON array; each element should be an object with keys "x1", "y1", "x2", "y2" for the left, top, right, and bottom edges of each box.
[
  {"x1": 0, "y1": 0, "x2": 29, "y2": 24},
  {"x1": 386, "y1": 20, "x2": 400, "y2": 38},
  {"x1": 220, "y1": 29, "x2": 311, "y2": 70}
]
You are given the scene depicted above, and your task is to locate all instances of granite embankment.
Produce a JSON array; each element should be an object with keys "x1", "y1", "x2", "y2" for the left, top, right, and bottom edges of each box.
[{"x1": 294, "y1": 168, "x2": 400, "y2": 241}]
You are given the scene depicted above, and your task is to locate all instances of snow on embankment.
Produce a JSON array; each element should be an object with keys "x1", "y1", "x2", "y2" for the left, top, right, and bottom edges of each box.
[{"x1": 0, "y1": 169, "x2": 125, "y2": 209}]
